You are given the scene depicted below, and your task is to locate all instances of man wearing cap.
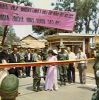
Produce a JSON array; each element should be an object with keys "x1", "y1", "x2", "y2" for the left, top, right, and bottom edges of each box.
[{"x1": 57, "y1": 45, "x2": 69, "y2": 85}]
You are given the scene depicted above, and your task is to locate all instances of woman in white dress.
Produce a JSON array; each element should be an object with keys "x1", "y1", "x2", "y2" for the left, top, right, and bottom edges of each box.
[{"x1": 45, "y1": 50, "x2": 58, "y2": 91}]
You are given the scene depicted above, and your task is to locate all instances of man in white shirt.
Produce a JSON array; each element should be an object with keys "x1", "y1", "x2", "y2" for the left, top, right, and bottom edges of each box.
[
  {"x1": 76, "y1": 47, "x2": 87, "y2": 84},
  {"x1": 67, "y1": 47, "x2": 76, "y2": 83}
]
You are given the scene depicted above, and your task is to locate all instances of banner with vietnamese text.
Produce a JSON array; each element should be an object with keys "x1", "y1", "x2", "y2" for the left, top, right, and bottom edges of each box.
[{"x1": 0, "y1": 1, "x2": 76, "y2": 31}]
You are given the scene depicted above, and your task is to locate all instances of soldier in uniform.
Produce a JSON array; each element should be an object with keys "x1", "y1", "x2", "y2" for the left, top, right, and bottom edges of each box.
[
  {"x1": 42, "y1": 45, "x2": 48, "y2": 80},
  {"x1": 19, "y1": 47, "x2": 26, "y2": 78},
  {"x1": 32, "y1": 49, "x2": 42, "y2": 92},
  {"x1": 57, "y1": 45, "x2": 69, "y2": 85},
  {"x1": 93, "y1": 43, "x2": 99, "y2": 88},
  {"x1": 92, "y1": 43, "x2": 99, "y2": 100}
]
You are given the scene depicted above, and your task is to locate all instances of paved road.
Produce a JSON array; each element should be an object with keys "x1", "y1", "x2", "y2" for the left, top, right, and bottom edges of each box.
[{"x1": 16, "y1": 73, "x2": 96, "y2": 100}]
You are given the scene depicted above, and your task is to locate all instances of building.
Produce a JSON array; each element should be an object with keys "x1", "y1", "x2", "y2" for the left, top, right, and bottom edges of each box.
[
  {"x1": 46, "y1": 33, "x2": 98, "y2": 57},
  {"x1": 20, "y1": 34, "x2": 46, "y2": 49}
]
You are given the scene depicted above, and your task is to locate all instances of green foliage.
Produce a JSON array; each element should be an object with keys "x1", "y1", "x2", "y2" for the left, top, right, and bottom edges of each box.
[
  {"x1": 6, "y1": 27, "x2": 20, "y2": 45},
  {"x1": 0, "y1": 26, "x2": 20, "y2": 45},
  {"x1": 53, "y1": 0, "x2": 98, "y2": 34},
  {"x1": 32, "y1": 26, "x2": 48, "y2": 35}
]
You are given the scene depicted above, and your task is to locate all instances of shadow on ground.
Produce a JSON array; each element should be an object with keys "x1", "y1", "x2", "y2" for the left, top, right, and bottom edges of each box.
[{"x1": 77, "y1": 86, "x2": 95, "y2": 91}]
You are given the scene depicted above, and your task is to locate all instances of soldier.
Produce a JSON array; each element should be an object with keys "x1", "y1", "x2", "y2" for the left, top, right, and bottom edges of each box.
[
  {"x1": 93, "y1": 43, "x2": 99, "y2": 88},
  {"x1": 57, "y1": 45, "x2": 69, "y2": 85},
  {"x1": 32, "y1": 49, "x2": 42, "y2": 92},
  {"x1": 92, "y1": 43, "x2": 99, "y2": 100},
  {"x1": 42, "y1": 44, "x2": 48, "y2": 80},
  {"x1": 19, "y1": 47, "x2": 26, "y2": 78},
  {"x1": 0, "y1": 74, "x2": 19, "y2": 100}
]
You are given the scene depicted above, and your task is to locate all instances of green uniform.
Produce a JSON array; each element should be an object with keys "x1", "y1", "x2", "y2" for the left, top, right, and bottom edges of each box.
[
  {"x1": 93, "y1": 50, "x2": 99, "y2": 88},
  {"x1": 92, "y1": 43, "x2": 99, "y2": 100},
  {"x1": 33, "y1": 54, "x2": 42, "y2": 92},
  {"x1": 92, "y1": 89, "x2": 99, "y2": 100},
  {"x1": 57, "y1": 51, "x2": 69, "y2": 85}
]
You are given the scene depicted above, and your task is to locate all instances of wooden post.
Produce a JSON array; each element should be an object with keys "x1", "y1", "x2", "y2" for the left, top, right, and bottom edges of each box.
[{"x1": 1, "y1": 25, "x2": 8, "y2": 46}]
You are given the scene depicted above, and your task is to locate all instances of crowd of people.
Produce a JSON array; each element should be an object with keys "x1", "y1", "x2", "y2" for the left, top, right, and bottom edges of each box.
[{"x1": 0, "y1": 45, "x2": 87, "y2": 92}]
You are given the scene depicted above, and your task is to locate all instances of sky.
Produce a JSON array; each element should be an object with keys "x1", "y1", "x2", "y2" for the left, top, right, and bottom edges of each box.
[{"x1": 13, "y1": 0, "x2": 56, "y2": 39}]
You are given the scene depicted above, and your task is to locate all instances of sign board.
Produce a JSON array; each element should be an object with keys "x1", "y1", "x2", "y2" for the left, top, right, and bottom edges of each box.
[{"x1": 0, "y1": 1, "x2": 76, "y2": 31}]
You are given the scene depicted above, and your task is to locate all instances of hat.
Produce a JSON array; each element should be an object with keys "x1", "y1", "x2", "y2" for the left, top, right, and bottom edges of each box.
[
  {"x1": 60, "y1": 44, "x2": 65, "y2": 48},
  {"x1": 96, "y1": 43, "x2": 99, "y2": 48},
  {"x1": 53, "y1": 49, "x2": 58, "y2": 55}
]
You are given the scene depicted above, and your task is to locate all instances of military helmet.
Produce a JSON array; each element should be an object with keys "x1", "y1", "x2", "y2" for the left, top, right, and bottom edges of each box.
[
  {"x1": 60, "y1": 44, "x2": 65, "y2": 49},
  {"x1": 95, "y1": 42, "x2": 99, "y2": 49},
  {"x1": 0, "y1": 74, "x2": 19, "y2": 93}
]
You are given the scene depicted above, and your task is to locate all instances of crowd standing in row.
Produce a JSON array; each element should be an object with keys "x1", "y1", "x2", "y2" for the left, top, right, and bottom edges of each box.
[{"x1": 0, "y1": 45, "x2": 87, "y2": 92}]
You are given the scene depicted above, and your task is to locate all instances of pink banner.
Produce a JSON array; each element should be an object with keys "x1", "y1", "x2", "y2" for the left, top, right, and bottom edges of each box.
[{"x1": 0, "y1": 1, "x2": 76, "y2": 31}]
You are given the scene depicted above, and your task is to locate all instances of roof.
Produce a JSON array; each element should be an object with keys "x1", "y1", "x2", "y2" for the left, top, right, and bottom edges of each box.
[
  {"x1": 20, "y1": 34, "x2": 45, "y2": 48},
  {"x1": 46, "y1": 33, "x2": 97, "y2": 40},
  {"x1": 20, "y1": 40, "x2": 45, "y2": 49},
  {"x1": 57, "y1": 33, "x2": 96, "y2": 37},
  {"x1": 20, "y1": 34, "x2": 37, "y2": 41}
]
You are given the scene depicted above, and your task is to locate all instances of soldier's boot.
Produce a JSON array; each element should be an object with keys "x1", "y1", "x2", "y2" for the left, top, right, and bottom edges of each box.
[
  {"x1": 33, "y1": 78, "x2": 37, "y2": 91},
  {"x1": 63, "y1": 74, "x2": 66, "y2": 85},
  {"x1": 60, "y1": 74, "x2": 63, "y2": 86},
  {"x1": 36, "y1": 79, "x2": 42, "y2": 92}
]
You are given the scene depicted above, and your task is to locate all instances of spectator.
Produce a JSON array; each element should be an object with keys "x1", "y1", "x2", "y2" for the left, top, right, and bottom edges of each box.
[
  {"x1": 76, "y1": 47, "x2": 87, "y2": 84},
  {"x1": 67, "y1": 47, "x2": 76, "y2": 83},
  {"x1": 8, "y1": 47, "x2": 20, "y2": 77},
  {"x1": 45, "y1": 50, "x2": 58, "y2": 91}
]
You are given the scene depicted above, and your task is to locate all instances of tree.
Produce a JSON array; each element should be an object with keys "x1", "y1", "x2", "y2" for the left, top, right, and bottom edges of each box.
[
  {"x1": 75, "y1": 0, "x2": 98, "y2": 34},
  {"x1": 0, "y1": 26, "x2": 20, "y2": 45},
  {"x1": 6, "y1": 27, "x2": 20, "y2": 45},
  {"x1": 10, "y1": 0, "x2": 32, "y2": 6}
]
